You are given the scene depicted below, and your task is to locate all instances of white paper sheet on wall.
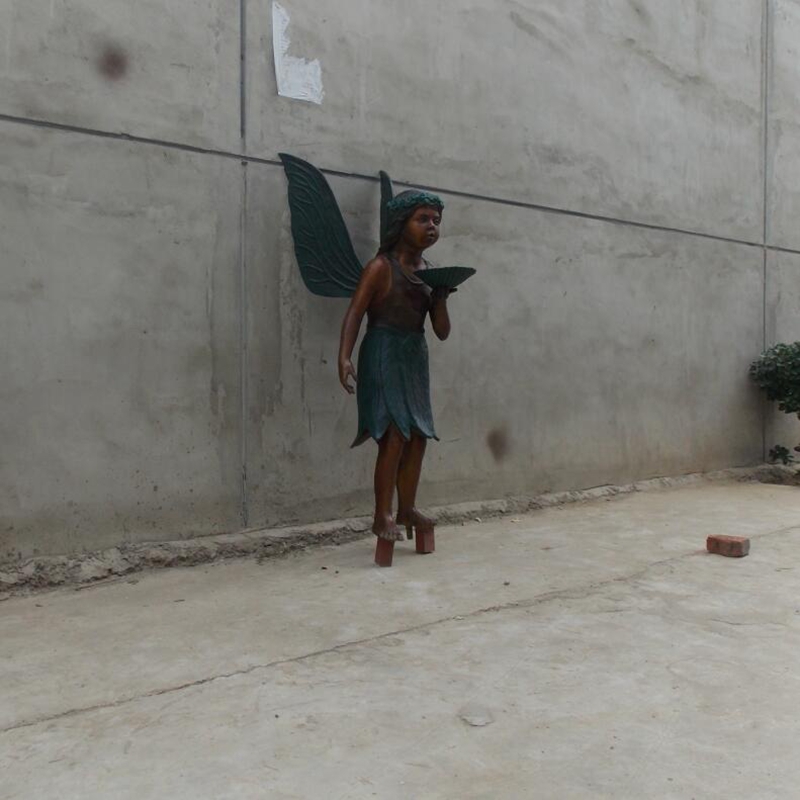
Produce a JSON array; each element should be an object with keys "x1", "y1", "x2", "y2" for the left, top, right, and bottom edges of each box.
[{"x1": 272, "y1": 1, "x2": 324, "y2": 105}]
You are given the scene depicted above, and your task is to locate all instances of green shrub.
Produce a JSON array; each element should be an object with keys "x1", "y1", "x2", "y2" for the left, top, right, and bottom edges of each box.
[
  {"x1": 751, "y1": 343, "x2": 800, "y2": 461},
  {"x1": 749, "y1": 342, "x2": 800, "y2": 415},
  {"x1": 768, "y1": 445, "x2": 794, "y2": 465}
]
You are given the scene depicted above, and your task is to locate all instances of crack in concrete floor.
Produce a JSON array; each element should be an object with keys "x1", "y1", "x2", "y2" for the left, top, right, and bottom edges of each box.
[
  {"x1": 7, "y1": 521, "x2": 797, "y2": 739},
  {"x1": 6, "y1": 484, "x2": 800, "y2": 798}
]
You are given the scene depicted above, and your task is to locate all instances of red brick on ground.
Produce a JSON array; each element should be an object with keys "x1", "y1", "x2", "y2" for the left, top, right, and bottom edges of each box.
[{"x1": 706, "y1": 534, "x2": 750, "y2": 558}]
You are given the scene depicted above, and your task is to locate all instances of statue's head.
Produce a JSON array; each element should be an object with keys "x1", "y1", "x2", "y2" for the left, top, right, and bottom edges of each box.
[{"x1": 380, "y1": 190, "x2": 444, "y2": 253}]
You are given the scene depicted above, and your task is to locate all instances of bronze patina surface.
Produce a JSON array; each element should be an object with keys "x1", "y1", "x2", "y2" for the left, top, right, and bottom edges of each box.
[{"x1": 279, "y1": 154, "x2": 475, "y2": 563}]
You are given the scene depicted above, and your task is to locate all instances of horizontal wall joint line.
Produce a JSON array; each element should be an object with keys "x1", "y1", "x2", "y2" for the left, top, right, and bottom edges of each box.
[{"x1": 1, "y1": 111, "x2": 795, "y2": 255}]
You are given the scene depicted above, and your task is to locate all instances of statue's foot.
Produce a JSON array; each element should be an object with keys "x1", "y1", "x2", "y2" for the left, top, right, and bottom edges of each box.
[
  {"x1": 372, "y1": 515, "x2": 403, "y2": 542},
  {"x1": 396, "y1": 508, "x2": 435, "y2": 539}
]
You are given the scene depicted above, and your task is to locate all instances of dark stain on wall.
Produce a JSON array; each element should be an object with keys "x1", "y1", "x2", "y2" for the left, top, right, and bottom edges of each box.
[
  {"x1": 486, "y1": 426, "x2": 511, "y2": 463},
  {"x1": 97, "y1": 44, "x2": 129, "y2": 81}
]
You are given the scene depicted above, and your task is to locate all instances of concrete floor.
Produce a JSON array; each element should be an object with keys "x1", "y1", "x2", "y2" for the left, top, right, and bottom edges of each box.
[{"x1": 2, "y1": 481, "x2": 800, "y2": 799}]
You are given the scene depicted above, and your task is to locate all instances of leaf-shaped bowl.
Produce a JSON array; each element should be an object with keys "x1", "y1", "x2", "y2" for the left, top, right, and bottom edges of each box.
[{"x1": 418, "y1": 266, "x2": 476, "y2": 290}]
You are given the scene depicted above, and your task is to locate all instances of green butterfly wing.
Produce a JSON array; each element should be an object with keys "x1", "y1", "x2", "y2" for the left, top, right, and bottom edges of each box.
[{"x1": 278, "y1": 153, "x2": 363, "y2": 298}]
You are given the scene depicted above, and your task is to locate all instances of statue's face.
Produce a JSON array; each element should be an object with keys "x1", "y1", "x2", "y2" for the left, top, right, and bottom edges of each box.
[{"x1": 402, "y1": 205, "x2": 442, "y2": 250}]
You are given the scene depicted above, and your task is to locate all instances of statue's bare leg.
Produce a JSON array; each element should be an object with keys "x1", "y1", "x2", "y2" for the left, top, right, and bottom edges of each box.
[
  {"x1": 396, "y1": 432, "x2": 434, "y2": 540},
  {"x1": 373, "y1": 426, "x2": 405, "y2": 541}
]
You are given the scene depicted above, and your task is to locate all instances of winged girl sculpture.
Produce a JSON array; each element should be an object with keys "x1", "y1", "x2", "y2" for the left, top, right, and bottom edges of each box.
[{"x1": 279, "y1": 154, "x2": 474, "y2": 567}]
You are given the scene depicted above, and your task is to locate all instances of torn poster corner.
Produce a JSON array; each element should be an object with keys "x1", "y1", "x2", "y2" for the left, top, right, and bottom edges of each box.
[{"x1": 272, "y1": 1, "x2": 324, "y2": 105}]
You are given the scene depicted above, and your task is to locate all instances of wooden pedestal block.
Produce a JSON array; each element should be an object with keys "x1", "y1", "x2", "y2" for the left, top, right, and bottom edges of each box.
[
  {"x1": 374, "y1": 538, "x2": 395, "y2": 567},
  {"x1": 415, "y1": 529, "x2": 435, "y2": 554}
]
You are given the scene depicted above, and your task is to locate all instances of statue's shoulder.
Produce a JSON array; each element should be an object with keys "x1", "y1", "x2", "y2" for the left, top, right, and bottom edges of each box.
[
  {"x1": 368, "y1": 252, "x2": 391, "y2": 267},
  {"x1": 362, "y1": 254, "x2": 392, "y2": 277}
]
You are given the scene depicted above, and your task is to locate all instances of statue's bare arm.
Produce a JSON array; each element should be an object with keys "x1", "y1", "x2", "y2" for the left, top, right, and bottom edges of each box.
[
  {"x1": 429, "y1": 287, "x2": 452, "y2": 341},
  {"x1": 337, "y1": 257, "x2": 390, "y2": 394}
]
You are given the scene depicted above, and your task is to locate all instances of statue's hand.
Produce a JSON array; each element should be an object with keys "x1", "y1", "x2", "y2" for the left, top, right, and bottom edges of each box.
[
  {"x1": 339, "y1": 359, "x2": 357, "y2": 395},
  {"x1": 432, "y1": 286, "x2": 456, "y2": 302}
]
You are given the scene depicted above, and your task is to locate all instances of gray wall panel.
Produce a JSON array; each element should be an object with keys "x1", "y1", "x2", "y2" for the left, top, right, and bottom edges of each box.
[
  {"x1": 768, "y1": 0, "x2": 800, "y2": 250},
  {"x1": 0, "y1": 124, "x2": 242, "y2": 560},
  {"x1": 0, "y1": 0, "x2": 240, "y2": 150},
  {"x1": 247, "y1": 0, "x2": 763, "y2": 240}
]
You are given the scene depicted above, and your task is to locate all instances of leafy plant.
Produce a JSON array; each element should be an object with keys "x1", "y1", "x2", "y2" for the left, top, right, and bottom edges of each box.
[
  {"x1": 750, "y1": 342, "x2": 800, "y2": 415},
  {"x1": 768, "y1": 445, "x2": 794, "y2": 465}
]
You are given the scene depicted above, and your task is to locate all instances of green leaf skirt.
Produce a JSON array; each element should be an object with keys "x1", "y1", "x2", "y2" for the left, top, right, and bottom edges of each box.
[{"x1": 351, "y1": 325, "x2": 438, "y2": 447}]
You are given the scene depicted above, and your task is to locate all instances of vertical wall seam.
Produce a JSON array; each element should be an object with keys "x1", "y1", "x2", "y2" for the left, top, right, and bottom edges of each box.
[
  {"x1": 240, "y1": 162, "x2": 249, "y2": 528},
  {"x1": 762, "y1": 248, "x2": 768, "y2": 461},
  {"x1": 240, "y1": 0, "x2": 247, "y2": 142},
  {"x1": 239, "y1": 0, "x2": 249, "y2": 526},
  {"x1": 762, "y1": 0, "x2": 771, "y2": 253},
  {"x1": 761, "y1": 0, "x2": 772, "y2": 461}
]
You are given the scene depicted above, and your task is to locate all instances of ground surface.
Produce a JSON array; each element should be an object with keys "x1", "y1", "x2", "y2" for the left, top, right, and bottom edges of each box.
[{"x1": 2, "y1": 480, "x2": 800, "y2": 799}]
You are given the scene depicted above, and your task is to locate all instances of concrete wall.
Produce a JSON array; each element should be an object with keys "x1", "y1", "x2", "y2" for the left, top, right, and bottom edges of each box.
[
  {"x1": 765, "y1": 1, "x2": 800, "y2": 458},
  {"x1": 0, "y1": 0, "x2": 795, "y2": 561}
]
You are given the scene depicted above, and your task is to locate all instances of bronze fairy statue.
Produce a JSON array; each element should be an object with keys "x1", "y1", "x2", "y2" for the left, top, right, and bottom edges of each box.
[{"x1": 279, "y1": 154, "x2": 474, "y2": 566}]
